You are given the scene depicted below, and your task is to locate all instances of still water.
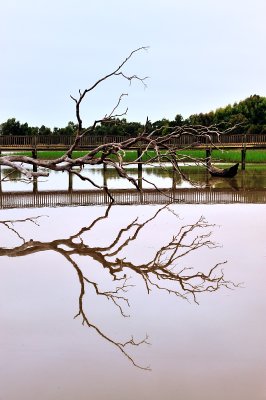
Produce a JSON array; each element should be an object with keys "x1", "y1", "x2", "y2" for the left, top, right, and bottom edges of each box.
[
  {"x1": 0, "y1": 168, "x2": 266, "y2": 400},
  {"x1": 1, "y1": 164, "x2": 266, "y2": 192}
]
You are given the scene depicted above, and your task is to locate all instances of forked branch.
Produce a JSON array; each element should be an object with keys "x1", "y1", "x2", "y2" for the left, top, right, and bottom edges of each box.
[{"x1": 0, "y1": 46, "x2": 237, "y2": 196}]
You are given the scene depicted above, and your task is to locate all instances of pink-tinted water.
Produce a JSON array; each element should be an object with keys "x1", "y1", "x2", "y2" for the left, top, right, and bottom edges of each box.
[{"x1": 0, "y1": 204, "x2": 265, "y2": 400}]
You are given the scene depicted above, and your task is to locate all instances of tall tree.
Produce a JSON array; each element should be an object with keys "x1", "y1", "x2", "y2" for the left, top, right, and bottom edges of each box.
[{"x1": 1, "y1": 118, "x2": 21, "y2": 136}]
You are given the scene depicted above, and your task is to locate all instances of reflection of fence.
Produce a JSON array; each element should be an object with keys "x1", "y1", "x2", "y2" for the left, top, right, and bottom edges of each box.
[
  {"x1": 1, "y1": 188, "x2": 266, "y2": 209},
  {"x1": 1, "y1": 134, "x2": 266, "y2": 150}
]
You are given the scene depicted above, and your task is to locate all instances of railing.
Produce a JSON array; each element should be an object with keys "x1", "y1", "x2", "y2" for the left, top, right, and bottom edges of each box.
[
  {"x1": 1, "y1": 188, "x2": 266, "y2": 209},
  {"x1": 1, "y1": 134, "x2": 266, "y2": 149},
  {"x1": 0, "y1": 135, "x2": 128, "y2": 148}
]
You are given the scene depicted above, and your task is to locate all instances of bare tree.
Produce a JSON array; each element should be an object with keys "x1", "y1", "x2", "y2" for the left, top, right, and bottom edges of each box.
[
  {"x1": 0, "y1": 47, "x2": 235, "y2": 198},
  {"x1": 0, "y1": 205, "x2": 238, "y2": 370}
]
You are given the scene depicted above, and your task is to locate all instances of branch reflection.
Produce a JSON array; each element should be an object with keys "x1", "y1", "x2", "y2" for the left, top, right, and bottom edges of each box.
[{"x1": 0, "y1": 205, "x2": 237, "y2": 370}]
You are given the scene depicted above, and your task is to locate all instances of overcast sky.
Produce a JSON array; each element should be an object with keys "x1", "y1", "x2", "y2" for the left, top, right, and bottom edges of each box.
[{"x1": 1, "y1": 0, "x2": 266, "y2": 128}]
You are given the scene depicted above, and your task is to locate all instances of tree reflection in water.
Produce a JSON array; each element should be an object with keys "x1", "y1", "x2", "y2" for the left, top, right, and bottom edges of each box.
[{"x1": 0, "y1": 205, "x2": 237, "y2": 370}]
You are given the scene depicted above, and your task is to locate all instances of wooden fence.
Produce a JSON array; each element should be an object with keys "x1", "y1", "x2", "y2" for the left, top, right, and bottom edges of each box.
[
  {"x1": 1, "y1": 188, "x2": 266, "y2": 209},
  {"x1": 1, "y1": 134, "x2": 266, "y2": 150}
]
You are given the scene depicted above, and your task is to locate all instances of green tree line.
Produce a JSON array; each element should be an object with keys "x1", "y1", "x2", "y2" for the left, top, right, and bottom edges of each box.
[
  {"x1": 185, "y1": 94, "x2": 266, "y2": 134},
  {"x1": 1, "y1": 95, "x2": 266, "y2": 136}
]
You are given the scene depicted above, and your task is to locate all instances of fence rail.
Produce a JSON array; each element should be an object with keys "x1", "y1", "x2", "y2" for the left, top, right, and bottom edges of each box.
[
  {"x1": 1, "y1": 188, "x2": 266, "y2": 209},
  {"x1": 1, "y1": 134, "x2": 266, "y2": 150}
]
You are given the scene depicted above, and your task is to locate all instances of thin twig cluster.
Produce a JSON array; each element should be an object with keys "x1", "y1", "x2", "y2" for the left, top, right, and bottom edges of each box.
[{"x1": 0, "y1": 47, "x2": 237, "y2": 198}]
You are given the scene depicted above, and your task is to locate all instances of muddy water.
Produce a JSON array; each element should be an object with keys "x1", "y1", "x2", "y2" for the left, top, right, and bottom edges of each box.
[{"x1": 0, "y1": 203, "x2": 266, "y2": 400}]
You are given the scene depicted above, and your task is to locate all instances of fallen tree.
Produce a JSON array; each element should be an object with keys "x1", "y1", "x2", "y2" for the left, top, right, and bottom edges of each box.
[{"x1": 0, "y1": 47, "x2": 235, "y2": 199}]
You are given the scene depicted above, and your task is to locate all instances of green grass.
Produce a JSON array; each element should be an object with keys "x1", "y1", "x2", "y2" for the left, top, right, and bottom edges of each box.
[
  {"x1": 2, "y1": 150, "x2": 88, "y2": 159},
  {"x1": 210, "y1": 149, "x2": 266, "y2": 163},
  {"x1": 2, "y1": 150, "x2": 159, "y2": 161},
  {"x1": 175, "y1": 149, "x2": 266, "y2": 163},
  {"x1": 3, "y1": 149, "x2": 266, "y2": 163}
]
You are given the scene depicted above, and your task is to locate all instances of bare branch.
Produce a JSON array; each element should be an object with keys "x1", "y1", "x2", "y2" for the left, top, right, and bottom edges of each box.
[
  {"x1": 0, "y1": 216, "x2": 46, "y2": 243},
  {"x1": 104, "y1": 93, "x2": 128, "y2": 120},
  {"x1": 0, "y1": 46, "x2": 239, "y2": 191}
]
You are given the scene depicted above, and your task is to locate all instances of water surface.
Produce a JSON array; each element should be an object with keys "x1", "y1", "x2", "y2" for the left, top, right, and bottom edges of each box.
[
  {"x1": 1, "y1": 203, "x2": 266, "y2": 400},
  {"x1": 1, "y1": 164, "x2": 266, "y2": 192}
]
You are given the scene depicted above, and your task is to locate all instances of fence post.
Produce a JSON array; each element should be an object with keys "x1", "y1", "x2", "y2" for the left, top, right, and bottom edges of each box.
[
  {"x1": 241, "y1": 131, "x2": 247, "y2": 170},
  {"x1": 137, "y1": 146, "x2": 143, "y2": 190},
  {"x1": 103, "y1": 163, "x2": 107, "y2": 187},
  {"x1": 33, "y1": 177, "x2": 38, "y2": 193},
  {"x1": 206, "y1": 148, "x2": 212, "y2": 169},
  {"x1": 68, "y1": 172, "x2": 73, "y2": 191},
  {"x1": 32, "y1": 148, "x2": 37, "y2": 172},
  {"x1": 241, "y1": 149, "x2": 246, "y2": 170}
]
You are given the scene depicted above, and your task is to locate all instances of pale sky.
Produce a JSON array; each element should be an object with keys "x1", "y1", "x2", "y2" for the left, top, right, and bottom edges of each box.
[{"x1": 1, "y1": 0, "x2": 266, "y2": 128}]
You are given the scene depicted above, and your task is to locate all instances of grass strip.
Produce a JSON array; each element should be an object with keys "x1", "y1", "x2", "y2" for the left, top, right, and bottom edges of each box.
[{"x1": 2, "y1": 149, "x2": 266, "y2": 163}]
